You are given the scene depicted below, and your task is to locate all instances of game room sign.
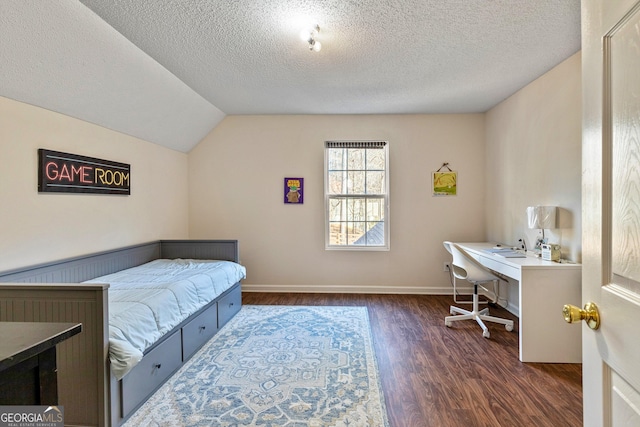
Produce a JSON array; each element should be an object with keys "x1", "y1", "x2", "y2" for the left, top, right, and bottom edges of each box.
[{"x1": 38, "y1": 149, "x2": 131, "y2": 195}]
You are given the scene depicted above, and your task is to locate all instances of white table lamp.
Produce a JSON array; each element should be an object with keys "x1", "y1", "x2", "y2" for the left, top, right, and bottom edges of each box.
[{"x1": 527, "y1": 206, "x2": 557, "y2": 249}]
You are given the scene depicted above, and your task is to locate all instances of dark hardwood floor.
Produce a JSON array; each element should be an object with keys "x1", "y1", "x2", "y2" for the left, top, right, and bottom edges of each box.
[{"x1": 242, "y1": 293, "x2": 582, "y2": 427}]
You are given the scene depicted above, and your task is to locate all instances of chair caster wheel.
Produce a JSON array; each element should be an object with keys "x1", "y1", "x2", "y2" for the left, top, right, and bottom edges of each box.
[
  {"x1": 506, "y1": 324, "x2": 514, "y2": 332},
  {"x1": 483, "y1": 330, "x2": 490, "y2": 338},
  {"x1": 445, "y1": 321, "x2": 452, "y2": 328}
]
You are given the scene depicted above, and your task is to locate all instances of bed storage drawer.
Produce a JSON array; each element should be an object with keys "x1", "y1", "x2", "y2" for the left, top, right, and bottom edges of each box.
[
  {"x1": 218, "y1": 284, "x2": 241, "y2": 327},
  {"x1": 121, "y1": 331, "x2": 182, "y2": 417},
  {"x1": 182, "y1": 302, "x2": 218, "y2": 360}
]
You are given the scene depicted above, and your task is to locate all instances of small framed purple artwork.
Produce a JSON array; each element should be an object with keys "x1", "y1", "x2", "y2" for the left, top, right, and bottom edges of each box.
[{"x1": 284, "y1": 177, "x2": 304, "y2": 204}]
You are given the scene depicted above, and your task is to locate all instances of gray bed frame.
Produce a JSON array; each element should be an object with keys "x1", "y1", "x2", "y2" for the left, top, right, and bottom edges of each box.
[{"x1": 0, "y1": 240, "x2": 243, "y2": 427}]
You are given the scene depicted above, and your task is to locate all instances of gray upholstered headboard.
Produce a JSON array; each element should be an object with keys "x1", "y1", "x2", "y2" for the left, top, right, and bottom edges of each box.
[{"x1": 0, "y1": 240, "x2": 239, "y2": 283}]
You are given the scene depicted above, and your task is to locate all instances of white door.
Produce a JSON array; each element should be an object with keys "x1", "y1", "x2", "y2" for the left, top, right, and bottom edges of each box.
[{"x1": 582, "y1": 1, "x2": 640, "y2": 425}]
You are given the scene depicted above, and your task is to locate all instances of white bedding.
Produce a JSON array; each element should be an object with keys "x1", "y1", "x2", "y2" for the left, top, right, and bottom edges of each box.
[{"x1": 84, "y1": 259, "x2": 246, "y2": 379}]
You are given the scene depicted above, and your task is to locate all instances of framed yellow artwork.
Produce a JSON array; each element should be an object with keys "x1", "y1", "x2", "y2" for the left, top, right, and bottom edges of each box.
[{"x1": 432, "y1": 165, "x2": 457, "y2": 196}]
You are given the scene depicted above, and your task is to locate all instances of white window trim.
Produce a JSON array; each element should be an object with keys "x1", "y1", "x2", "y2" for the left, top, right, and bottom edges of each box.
[{"x1": 324, "y1": 140, "x2": 390, "y2": 251}]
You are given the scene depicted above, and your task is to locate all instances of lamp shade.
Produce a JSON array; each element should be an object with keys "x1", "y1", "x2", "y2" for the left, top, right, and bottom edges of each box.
[{"x1": 527, "y1": 206, "x2": 557, "y2": 229}]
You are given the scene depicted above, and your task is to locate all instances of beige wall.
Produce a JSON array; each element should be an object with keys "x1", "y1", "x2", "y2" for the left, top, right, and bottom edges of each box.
[
  {"x1": 485, "y1": 52, "x2": 582, "y2": 262},
  {"x1": 188, "y1": 114, "x2": 486, "y2": 293},
  {"x1": 485, "y1": 52, "x2": 581, "y2": 312},
  {"x1": 0, "y1": 96, "x2": 189, "y2": 271}
]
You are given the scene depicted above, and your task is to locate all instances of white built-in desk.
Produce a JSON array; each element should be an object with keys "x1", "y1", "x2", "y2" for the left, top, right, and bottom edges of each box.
[{"x1": 455, "y1": 242, "x2": 582, "y2": 363}]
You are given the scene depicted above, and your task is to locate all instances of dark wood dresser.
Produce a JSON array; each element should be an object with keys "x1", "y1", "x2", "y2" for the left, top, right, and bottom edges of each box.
[{"x1": 0, "y1": 322, "x2": 82, "y2": 405}]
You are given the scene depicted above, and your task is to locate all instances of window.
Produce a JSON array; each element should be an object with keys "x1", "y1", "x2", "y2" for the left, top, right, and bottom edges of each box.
[{"x1": 324, "y1": 141, "x2": 389, "y2": 250}]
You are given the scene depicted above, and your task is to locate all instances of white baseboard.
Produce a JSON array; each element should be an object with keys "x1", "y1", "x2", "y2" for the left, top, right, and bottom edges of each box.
[{"x1": 506, "y1": 301, "x2": 520, "y2": 317}]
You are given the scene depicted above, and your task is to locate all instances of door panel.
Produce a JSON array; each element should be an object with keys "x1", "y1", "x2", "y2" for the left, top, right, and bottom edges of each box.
[
  {"x1": 611, "y1": 370, "x2": 640, "y2": 426},
  {"x1": 583, "y1": 0, "x2": 640, "y2": 425}
]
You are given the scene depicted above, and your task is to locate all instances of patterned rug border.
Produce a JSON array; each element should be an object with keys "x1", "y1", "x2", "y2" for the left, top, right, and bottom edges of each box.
[{"x1": 123, "y1": 305, "x2": 390, "y2": 427}]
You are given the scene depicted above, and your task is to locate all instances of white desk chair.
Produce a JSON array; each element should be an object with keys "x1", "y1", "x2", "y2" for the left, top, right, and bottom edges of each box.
[{"x1": 443, "y1": 241, "x2": 514, "y2": 338}]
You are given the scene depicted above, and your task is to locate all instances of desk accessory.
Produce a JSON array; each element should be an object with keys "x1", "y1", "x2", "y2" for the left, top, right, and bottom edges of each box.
[{"x1": 541, "y1": 243, "x2": 561, "y2": 261}]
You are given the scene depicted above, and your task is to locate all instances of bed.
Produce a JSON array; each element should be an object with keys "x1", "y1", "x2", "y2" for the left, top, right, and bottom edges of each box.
[{"x1": 0, "y1": 240, "x2": 245, "y2": 427}]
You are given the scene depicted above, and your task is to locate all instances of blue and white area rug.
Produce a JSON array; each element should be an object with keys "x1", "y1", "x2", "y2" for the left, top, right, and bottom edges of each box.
[{"x1": 123, "y1": 305, "x2": 389, "y2": 426}]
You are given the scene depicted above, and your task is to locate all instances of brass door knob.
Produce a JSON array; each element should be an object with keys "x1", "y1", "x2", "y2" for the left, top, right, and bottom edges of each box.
[{"x1": 562, "y1": 302, "x2": 600, "y2": 330}]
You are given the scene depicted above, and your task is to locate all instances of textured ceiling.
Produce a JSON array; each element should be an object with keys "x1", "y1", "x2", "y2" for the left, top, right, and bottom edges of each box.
[{"x1": 0, "y1": 1, "x2": 581, "y2": 152}]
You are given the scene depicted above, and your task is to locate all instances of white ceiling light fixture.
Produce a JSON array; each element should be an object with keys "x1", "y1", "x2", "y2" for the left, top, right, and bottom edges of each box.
[{"x1": 300, "y1": 24, "x2": 321, "y2": 52}]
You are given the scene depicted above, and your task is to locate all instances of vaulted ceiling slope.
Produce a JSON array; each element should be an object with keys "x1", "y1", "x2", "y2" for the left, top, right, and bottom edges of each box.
[{"x1": 0, "y1": 1, "x2": 580, "y2": 153}]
